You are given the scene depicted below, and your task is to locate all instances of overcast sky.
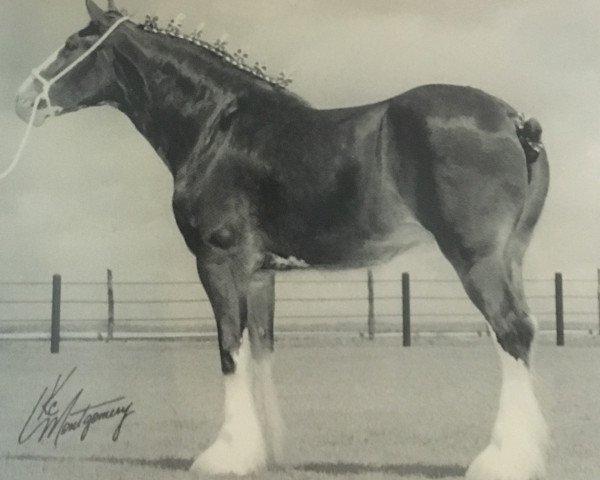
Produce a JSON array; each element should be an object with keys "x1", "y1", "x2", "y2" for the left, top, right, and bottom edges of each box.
[{"x1": 0, "y1": 0, "x2": 598, "y2": 287}]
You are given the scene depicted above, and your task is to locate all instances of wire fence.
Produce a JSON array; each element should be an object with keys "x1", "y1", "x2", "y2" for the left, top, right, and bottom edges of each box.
[{"x1": 0, "y1": 270, "x2": 598, "y2": 343}]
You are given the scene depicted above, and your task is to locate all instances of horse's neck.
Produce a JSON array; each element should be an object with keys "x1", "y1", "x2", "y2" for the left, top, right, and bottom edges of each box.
[{"x1": 113, "y1": 31, "x2": 245, "y2": 174}]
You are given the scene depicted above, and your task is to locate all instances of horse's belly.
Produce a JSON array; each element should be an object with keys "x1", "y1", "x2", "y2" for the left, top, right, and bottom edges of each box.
[
  {"x1": 266, "y1": 221, "x2": 431, "y2": 271},
  {"x1": 334, "y1": 221, "x2": 431, "y2": 268}
]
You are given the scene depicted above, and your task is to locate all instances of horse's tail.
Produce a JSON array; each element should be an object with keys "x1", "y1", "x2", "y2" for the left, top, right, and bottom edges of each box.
[
  {"x1": 507, "y1": 116, "x2": 550, "y2": 265},
  {"x1": 516, "y1": 116, "x2": 544, "y2": 169}
]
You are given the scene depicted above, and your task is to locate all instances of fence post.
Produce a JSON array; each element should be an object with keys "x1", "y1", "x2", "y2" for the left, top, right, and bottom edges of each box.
[
  {"x1": 107, "y1": 269, "x2": 114, "y2": 341},
  {"x1": 402, "y1": 272, "x2": 411, "y2": 347},
  {"x1": 367, "y1": 270, "x2": 375, "y2": 340},
  {"x1": 51, "y1": 274, "x2": 61, "y2": 354},
  {"x1": 555, "y1": 272, "x2": 564, "y2": 346}
]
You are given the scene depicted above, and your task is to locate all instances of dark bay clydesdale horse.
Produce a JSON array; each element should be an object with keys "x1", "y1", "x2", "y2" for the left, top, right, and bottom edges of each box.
[{"x1": 15, "y1": 2, "x2": 550, "y2": 479}]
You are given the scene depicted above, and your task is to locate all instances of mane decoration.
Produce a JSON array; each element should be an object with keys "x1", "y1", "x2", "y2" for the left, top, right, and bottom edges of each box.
[{"x1": 141, "y1": 14, "x2": 293, "y2": 89}]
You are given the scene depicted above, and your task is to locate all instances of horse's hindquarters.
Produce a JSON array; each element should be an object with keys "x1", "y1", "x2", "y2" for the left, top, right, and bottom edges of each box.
[{"x1": 387, "y1": 88, "x2": 533, "y2": 263}]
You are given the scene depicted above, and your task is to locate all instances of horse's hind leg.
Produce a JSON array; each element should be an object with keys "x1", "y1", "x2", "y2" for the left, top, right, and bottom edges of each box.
[
  {"x1": 456, "y1": 254, "x2": 548, "y2": 480},
  {"x1": 247, "y1": 271, "x2": 285, "y2": 466}
]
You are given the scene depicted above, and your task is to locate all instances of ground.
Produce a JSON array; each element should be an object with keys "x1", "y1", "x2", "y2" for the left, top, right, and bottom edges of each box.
[{"x1": 0, "y1": 336, "x2": 598, "y2": 480}]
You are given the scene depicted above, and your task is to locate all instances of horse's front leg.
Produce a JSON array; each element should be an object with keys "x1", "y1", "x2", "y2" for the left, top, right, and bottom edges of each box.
[
  {"x1": 191, "y1": 257, "x2": 266, "y2": 476},
  {"x1": 247, "y1": 271, "x2": 285, "y2": 466}
]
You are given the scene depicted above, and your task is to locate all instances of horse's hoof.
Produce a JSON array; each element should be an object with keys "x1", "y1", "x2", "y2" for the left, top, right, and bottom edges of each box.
[
  {"x1": 466, "y1": 443, "x2": 546, "y2": 480},
  {"x1": 190, "y1": 434, "x2": 266, "y2": 476}
]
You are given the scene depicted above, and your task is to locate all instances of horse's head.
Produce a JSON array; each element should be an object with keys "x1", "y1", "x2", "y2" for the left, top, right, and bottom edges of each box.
[{"x1": 15, "y1": 0, "x2": 129, "y2": 126}]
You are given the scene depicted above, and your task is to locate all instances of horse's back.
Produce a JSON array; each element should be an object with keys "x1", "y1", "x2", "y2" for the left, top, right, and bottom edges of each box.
[{"x1": 391, "y1": 84, "x2": 518, "y2": 129}]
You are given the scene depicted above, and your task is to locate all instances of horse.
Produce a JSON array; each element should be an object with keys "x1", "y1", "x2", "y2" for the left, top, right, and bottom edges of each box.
[{"x1": 15, "y1": 2, "x2": 550, "y2": 479}]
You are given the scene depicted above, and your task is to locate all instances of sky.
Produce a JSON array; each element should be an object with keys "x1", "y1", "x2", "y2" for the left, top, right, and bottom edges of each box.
[{"x1": 0, "y1": 0, "x2": 599, "y2": 290}]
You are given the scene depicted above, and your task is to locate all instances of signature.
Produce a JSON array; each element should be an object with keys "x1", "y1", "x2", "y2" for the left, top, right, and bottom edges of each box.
[{"x1": 18, "y1": 367, "x2": 134, "y2": 447}]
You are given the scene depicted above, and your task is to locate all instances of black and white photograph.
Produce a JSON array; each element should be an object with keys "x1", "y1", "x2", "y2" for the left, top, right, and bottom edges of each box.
[{"x1": 1, "y1": 1, "x2": 599, "y2": 479}]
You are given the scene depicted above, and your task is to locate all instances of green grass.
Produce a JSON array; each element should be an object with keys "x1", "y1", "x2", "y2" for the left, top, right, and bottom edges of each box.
[{"x1": 1, "y1": 337, "x2": 599, "y2": 479}]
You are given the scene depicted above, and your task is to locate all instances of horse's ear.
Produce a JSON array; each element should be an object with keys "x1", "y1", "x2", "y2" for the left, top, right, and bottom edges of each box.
[{"x1": 85, "y1": 0, "x2": 105, "y2": 22}]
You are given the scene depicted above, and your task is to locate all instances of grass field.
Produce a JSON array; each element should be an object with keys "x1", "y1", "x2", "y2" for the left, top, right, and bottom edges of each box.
[{"x1": 1, "y1": 336, "x2": 599, "y2": 480}]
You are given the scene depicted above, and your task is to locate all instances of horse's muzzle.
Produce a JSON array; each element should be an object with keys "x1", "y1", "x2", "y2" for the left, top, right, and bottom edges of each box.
[{"x1": 15, "y1": 75, "x2": 61, "y2": 126}]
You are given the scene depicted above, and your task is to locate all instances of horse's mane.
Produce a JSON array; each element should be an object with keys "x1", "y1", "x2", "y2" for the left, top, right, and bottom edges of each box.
[{"x1": 140, "y1": 15, "x2": 293, "y2": 90}]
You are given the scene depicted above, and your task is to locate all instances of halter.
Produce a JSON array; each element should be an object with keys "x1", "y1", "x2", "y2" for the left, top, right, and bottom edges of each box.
[{"x1": 2, "y1": 15, "x2": 130, "y2": 182}]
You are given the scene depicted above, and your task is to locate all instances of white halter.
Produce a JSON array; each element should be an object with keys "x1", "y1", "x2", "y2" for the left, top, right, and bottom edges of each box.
[{"x1": 2, "y1": 16, "x2": 130, "y2": 182}]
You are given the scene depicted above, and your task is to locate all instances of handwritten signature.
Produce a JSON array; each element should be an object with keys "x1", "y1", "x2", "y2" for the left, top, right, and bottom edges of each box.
[{"x1": 18, "y1": 367, "x2": 134, "y2": 447}]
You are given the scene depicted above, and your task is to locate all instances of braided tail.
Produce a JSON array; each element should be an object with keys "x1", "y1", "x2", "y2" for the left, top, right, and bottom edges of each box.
[{"x1": 515, "y1": 114, "x2": 544, "y2": 182}]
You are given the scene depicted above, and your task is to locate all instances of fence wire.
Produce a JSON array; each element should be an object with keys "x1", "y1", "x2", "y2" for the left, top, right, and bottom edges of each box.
[{"x1": 0, "y1": 272, "x2": 598, "y2": 338}]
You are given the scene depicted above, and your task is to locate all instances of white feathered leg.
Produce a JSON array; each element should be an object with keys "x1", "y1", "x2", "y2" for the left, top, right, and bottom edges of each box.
[
  {"x1": 191, "y1": 330, "x2": 266, "y2": 476},
  {"x1": 466, "y1": 343, "x2": 549, "y2": 480},
  {"x1": 253, "y1": 352, "x2": 285, "y2": 465}
]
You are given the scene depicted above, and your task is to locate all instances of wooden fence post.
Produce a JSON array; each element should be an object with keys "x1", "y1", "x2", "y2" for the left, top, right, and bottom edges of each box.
[
  {"x1": 367, "y1": 270, "x2": 375, "y2": 340},
  {"x1": 107, "y1": 269, "x2": 114, "y2": 341},
  {"x1": 51, "y1": 274, "x2": 61, "y2": 354},
  {"x1": 402, "y1": 272, "x2": 411, "y2": 347},
  {"x1": 555, "y1": 272, "x2": 564, "y2": 346}
]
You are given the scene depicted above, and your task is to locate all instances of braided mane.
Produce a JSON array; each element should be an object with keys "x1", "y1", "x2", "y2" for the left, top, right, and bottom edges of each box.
[{"x1": 141, "y1": 15, "x2": 293, "y2": 89}]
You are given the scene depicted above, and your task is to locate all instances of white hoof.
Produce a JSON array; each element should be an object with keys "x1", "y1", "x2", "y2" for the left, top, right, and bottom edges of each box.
[
  {"x1": 466, "y1": 443, "x2": 546, "y2": 480},
  {"x1": 191, "y1": 428, "x2": 266, "y2": 476}
]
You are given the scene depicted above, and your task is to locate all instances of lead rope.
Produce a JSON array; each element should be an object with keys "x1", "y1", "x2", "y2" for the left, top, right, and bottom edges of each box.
[
  {"x1": 0, "y1": 96, "x2": 42, "y2": 181},
  {"x1": 1, "y1": 16, "x2": 130, "y2": 182}
]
